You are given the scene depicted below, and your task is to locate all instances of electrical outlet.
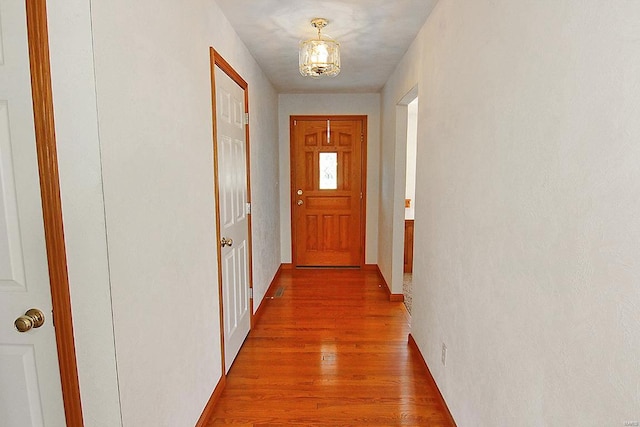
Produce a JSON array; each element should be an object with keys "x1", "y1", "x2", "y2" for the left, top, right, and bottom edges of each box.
[{"x1": 441, "y1": 343, "x2": 447, "y2": 366}]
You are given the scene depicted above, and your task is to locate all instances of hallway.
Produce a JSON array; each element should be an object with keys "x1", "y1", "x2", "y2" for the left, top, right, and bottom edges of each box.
[{"x1": 206, "y1": 268, "x2": 454, "y2": 426}]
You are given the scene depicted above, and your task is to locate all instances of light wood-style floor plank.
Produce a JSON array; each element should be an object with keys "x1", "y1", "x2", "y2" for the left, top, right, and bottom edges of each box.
[{"x1": 206, "y1": 268, "x2": 454, "y2": 426}]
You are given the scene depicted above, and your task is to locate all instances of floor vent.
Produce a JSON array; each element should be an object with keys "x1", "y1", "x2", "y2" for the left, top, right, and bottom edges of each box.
[{"x1": 274, "y1": 286, "x2": 285, "y2": 298}]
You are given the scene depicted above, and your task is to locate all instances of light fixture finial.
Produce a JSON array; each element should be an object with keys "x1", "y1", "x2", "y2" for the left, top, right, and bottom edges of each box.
[{"x1": 311, "y1": 18, "x2": 328, "y2": 31}]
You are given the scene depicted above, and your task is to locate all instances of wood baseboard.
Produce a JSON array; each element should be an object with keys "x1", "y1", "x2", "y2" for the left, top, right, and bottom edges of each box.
[
  {"x1": 389, "y1": 293, "x2": 404, "y2": 302},
  {"x1": 280, "y1": 263, "x2": 293, "y2": 270},
  {"x1": 374, "y1": 265, "x2": 391, "y2": 295},
  {"x1": 407, "y1": 334, "x2": 457, "y2": 426},
  {"x1": 195, "y1": 374, "x2": 226, "y2": 427},
  {"x1": 372, "y1": 265, "x2": 405, "y2": 302},
  {"x1": 252, "y1": 264, "x2": 286, "y2": 328}
]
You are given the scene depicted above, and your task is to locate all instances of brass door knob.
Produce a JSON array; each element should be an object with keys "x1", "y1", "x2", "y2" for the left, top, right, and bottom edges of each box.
[
  {"x1": 297, "y1": 200, "x2": 303, "y2": 206},
  {"x1": 221, "y1": 237, "x2": 233, "y2": 248},
  {"x1": 14, "y1": 309, "x2": 45, "y2": 333}
]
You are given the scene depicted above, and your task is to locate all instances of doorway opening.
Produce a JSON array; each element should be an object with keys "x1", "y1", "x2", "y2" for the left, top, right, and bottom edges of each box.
[
  {"x1": 403, "y1": 97, "x2": 418, "y2": 314},
  {"x1": 393, "y1": 86, "x2": 418, "y2": 314}
]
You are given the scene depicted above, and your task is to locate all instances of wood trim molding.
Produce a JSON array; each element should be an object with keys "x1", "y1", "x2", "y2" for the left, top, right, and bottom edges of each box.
[
  {"x1": 374, "y1": 265, "x2": 391, "y2": 295},
  {"x1": 25, "y1": 1, "x2": 84, "y2": 425},
  {"x1": 195, "y1": 375, "x2": 227, "y2": 427},
  {"x1": 211, "y1": 49, "x2": 248, "y2": 88},
  {"x1": 359, "y1": 117, "x2": 368, "y2": 269},
  {"x1": 408, "y1": 334, "x2": 457, "y2": 426},
  {"x1": 209, "y1": 47, "x2": 226, "y2": 378},
  {"x1": 373, "y1": 265, "x2": 404, "y2": 302},
  {"x1": 389, "y1": 293, "x2": 405, "y2": 302},
  {"x1": 252, "y1": 264, "x2": 286, "y2": 328}
]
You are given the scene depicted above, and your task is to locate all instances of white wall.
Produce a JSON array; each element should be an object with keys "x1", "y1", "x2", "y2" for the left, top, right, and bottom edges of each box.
[
  {"x1": 381, "y1": 1, "x2": 640, "y2": 425},
  {"x1": 205, "y1": 4, "x2": 281, "y2": 308},
  {"x1": 405, "y1": 99, "x2": 418, "y2": 220},
  {"x1": 49, "y1": 0, "x2": 279, "y2": 425},
  {"x1": 48, "y1": 1, "x2": 122, "y2": 425},
  {"x1": 278, "y1": 94, "x2": 380, "y2": 265},
  {"x1": 379, "y1": 43, "x2": 422, "y2": 295}
]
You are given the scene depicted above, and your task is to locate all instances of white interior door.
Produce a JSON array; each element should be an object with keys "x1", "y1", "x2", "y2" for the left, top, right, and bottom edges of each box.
[
  {"x1": 0, "y1": 0, "x2": 66, "y2": 426},
  {"x1": 214, "y1": 65, "x2": 250, "y2": 373}
]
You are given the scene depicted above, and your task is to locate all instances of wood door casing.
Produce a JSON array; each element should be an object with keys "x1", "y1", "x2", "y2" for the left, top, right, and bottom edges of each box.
[
  {"x1": 290, "y1": 116, "x2": 366, "y2": 267},
  {"x1": 404, "y1": 220, "x2": 414, "y2": 273}
]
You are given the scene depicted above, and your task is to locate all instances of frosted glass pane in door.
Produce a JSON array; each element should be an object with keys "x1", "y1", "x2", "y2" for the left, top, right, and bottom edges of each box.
[{"x1": 319, "y1": 152, "x2": 337, "y2": 190}]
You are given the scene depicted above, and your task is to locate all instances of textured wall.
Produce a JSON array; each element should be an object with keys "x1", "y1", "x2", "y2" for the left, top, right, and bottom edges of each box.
[
  {"x1": 206, "y1": 4, "x2": 281, "y2": 311},
  {"x1": 383, "y1": 1, "x2": 640, "y2": 425},
  {"x1": 379, "y1": 41, "x2": 422, "y2": 294},
  {"x1": 405, "y1": 99, "x2": 418, "y2": 220},
  {"x1": 48, "y1": 0, "x2": 122, "y2": 425},
  {"x1": 278, "y1": 94, "x2": 381, "y2": 265},
  {"x1": 52, "y1": 0, "x2": 280, "y2": 425}
]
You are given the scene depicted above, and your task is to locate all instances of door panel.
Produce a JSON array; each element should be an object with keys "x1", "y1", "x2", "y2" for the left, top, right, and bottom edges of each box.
[
  {"x1": 0, "y1": 345, "x2": 44, "y2": 425},
  {"x1": 0, "y1": 102, "x2": 27, "y2": 292},
  {"x1": 214, "y1": 65, "x2": 250, "y2": 374},
  {"x1": 291, "y1": 117, "x2": 365, "y2": 267},
  {"x1": 0, "y1": 0, "x2": 66, "y2": 425}
]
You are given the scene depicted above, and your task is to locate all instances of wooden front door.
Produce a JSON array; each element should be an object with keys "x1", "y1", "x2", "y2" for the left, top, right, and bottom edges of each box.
[{"x1": 290, "y1": 116, "x2": 366, "y2": 267}]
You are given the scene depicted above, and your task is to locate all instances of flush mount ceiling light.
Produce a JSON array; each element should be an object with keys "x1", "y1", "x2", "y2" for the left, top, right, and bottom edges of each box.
[{"x1": 299, "y1": 18, "x2": 340, "y2": 77}]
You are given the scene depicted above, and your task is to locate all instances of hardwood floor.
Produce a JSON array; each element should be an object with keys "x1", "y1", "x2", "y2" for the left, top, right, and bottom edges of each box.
[{"x1": 206, "y1": 268, "x2": 454, "y2": 426}]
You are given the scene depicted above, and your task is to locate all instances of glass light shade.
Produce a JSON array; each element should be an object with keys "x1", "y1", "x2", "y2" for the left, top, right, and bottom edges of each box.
[{"x1": 299, "y1": 38, "x2": 340, "y2": 77}]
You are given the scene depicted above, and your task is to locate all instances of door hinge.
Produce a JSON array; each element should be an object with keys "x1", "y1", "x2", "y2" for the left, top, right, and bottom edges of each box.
[
  {"x1": 245, "y1": 112, "x2": 249, "y2": 125},
  {"x1": 249, "y1": 288, "x2": 253, "y2": 299},
  {"x1": 294, "y1": 119, "x2": 297, "y2": 126},
  {"x1": 246, "y1": 202, "x2": 251, "y2": 215},
  {"x1": 361, "y1": 133, "x2": 364, "y2": 142}
]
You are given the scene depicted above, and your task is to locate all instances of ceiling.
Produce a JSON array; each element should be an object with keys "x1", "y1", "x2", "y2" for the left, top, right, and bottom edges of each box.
[{"x1": 214, "y1": 0, "x2": 439, "y2": 93}]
